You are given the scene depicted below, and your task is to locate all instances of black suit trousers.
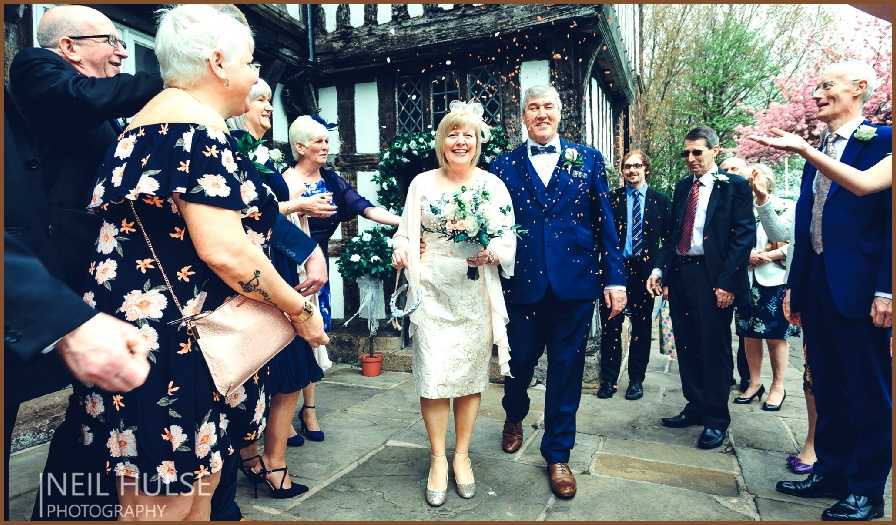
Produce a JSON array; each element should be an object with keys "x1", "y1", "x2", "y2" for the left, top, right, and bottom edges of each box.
[
  {"x1": 598, "y1": 258, "x2": 655, "y2": 385},
  {"x1": 668, "y1": 259, "x2": 734, "y2": 431}
]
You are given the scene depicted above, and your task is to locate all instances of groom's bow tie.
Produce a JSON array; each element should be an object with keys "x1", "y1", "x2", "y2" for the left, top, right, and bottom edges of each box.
[{"x1": 530, "y1": 144, "x2": 557, "y2": 156}]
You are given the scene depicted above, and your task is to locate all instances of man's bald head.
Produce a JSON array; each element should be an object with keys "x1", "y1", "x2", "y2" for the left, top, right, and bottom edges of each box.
[
  {"x1": 36, "y1": 5, "x2": 127, "y2": 78},
  {"x1": 37, "y1": 5, "x2": 114, "y2": 49}
]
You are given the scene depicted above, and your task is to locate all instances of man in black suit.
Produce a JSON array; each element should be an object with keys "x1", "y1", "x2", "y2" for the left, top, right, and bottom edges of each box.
[
  {"x1": 6, "y1": 5, "x2": 162, "y2": 518},
  {"x1": 8, "y1": 4, "x2": 163, "y2": 292},
  {"x1": 597, "y1": 150, "x2": 672, "y2": 401},
  {"x1": 647, "y1": 127, "x2": 755, "y2": 450}
]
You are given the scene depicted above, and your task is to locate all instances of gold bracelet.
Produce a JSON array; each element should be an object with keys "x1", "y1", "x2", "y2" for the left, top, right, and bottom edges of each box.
[{"x1": 287, "y1": 301, "x2": 315, "y2": 323}]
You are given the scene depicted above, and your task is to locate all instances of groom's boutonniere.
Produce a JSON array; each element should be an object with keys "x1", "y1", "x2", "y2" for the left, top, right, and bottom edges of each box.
[
  {"x1": 713, "y1": 173, "x2": 730, "y2": 184},
  {"x1": 562, "y1": 147, "x2": 585, "y2": 176},
  {"x1": 853, "y1": 124, "x2": 877, "y2": 141}
]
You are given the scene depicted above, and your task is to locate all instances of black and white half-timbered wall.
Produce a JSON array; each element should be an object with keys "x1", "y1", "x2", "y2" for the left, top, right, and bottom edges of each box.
[{"x1": 3, "y1": 3, "x2": 642, "y2": 324}]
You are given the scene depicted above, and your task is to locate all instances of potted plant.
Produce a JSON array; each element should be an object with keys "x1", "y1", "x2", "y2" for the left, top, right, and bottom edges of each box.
[{"x1": 336, "y1": 226, "x2": 396, "y2": 376}]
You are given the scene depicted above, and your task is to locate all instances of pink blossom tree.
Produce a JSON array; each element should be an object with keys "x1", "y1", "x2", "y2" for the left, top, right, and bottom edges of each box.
[{"x1": 735, "y1": 14, "x2": 892, "y2": 163}]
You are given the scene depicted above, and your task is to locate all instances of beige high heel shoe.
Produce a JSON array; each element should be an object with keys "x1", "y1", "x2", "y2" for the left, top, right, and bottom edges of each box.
[
  {"x1": 453, "y1": 451, "x2": 476, "y2": 499},
  {"x1": 425, "y1": 454, "x2": 448, "y2": 507}
]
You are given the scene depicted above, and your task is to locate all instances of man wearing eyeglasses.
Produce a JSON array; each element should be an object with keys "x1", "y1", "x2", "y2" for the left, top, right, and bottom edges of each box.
[
  {"x1": 774, "y1": 61, "x2": 892, "y2": 522},
  {"x1": 646, "y1": 127, "x2": 755, "y2": 450},
  {"x1": 596, "y1": 150, "x2": 671, "y2": 402},
  {"x1": 7, "y1": 5, "x2": 162, "y2": 520}
]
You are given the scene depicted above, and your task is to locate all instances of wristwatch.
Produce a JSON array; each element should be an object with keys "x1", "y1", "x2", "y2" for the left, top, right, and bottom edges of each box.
[{"x1": 287, "y1": 301, "x2": 315, "y2": 323}]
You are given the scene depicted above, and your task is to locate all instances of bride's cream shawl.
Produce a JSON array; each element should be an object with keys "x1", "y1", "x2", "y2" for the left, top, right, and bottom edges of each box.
[{"x1": 394, "y1": 169, "x2": 516, "y2": 377}]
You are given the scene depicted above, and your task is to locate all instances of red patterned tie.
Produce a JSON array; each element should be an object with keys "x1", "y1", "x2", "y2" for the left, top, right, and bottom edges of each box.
[{"x1": 677, "y1": 178, "x2": 701, "y2": 255}]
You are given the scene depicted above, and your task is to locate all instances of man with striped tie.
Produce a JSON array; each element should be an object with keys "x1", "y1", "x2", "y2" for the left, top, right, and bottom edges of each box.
[
  {"x1": 646, "y1": 127, "x2": 755, "y2": 450},
  {"x1": 597, "y1": 150, "x2": 671, "y2": 401}
]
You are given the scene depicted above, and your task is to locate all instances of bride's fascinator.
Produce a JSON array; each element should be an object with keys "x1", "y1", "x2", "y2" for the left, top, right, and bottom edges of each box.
[{"x1": 447, "y1": 100, "x2": 492, "y2": 143}]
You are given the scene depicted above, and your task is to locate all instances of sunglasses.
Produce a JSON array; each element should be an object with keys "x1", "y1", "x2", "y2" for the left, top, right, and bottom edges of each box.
[
  {"x1": 622, "y1": 163, "x2": 644, "y2": 169},
  {"x1": 680, "y1": 149, "x2": 706, "y2": 158}
]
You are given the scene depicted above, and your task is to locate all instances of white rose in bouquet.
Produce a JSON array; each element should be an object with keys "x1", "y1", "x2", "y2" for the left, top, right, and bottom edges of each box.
[
  {"x1": 268, "y1": 148, "x2": 283, "y2": 163},
  {"x1": 253, "y1": 145, "x2": 270, "y2": 165}
]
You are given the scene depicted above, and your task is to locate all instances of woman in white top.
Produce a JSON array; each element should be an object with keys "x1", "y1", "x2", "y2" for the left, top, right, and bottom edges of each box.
[
  {"x1": 392, "y1": 101, "x2": 516, "y2": 507},
  {"x1": 733, "y1": 164, "x2": 798, "y2": 411}
]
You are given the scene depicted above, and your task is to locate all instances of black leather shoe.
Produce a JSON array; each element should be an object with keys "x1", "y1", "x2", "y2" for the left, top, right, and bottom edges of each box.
[
  {"x1": 660, "y1": 412, "x2": 702, "y2": 428},
  {"x1": 596, "y1": 382, "x2": 616, "y2": 399},
  {"x1": 625, "y1": 382, "x2": 644, "y2": 400},
  {"x1": 822, "y1": 494, "x2": 884, "y2": 521},
  {"x1": 776, "y1": 473, "x2": 847, "y2": 499},
  {"x1": 697, "y1": 427, "x2": 725, "y2": 449}
]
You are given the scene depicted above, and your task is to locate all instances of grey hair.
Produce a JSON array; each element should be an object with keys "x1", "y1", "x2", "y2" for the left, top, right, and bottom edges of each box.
[
  {"x1": 720, "y1": 156, "x2": 747, "y2": 172},
  {"x1": 154, "y1": 4, "x2": 254, "y2": 89},
  {"x1": 748, "y1": 163, "x2": 775, "y2": 194},
  {"x1": 226, "y1": 78, "x2": 273, "y2": 131},
  {"x1": 288, "y1": 115, "x2": 329, "y2": 149},
  {"x1": 521, "y1": 85, "x2": 562, "y2": 114},
  {"x1": 36, "y1": 5, "x2": 110, "y2": 49},
  {"x1": 826, "y1": 60, "x2": 879, "y2": 103},
  {"x1": 685, "y1": 126, "x2": 719, "y2": 148}
]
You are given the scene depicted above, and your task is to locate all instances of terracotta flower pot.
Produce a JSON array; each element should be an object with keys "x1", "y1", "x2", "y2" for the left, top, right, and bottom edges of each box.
[{"x1": 360, "y1": 352, "x2": 384, "y2": 377}]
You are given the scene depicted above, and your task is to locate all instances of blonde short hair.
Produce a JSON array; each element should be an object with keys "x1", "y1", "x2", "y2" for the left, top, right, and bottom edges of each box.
[
  {"x1": 288, "y1": 115, "x2": 329, "y2": 150},
  {"x1": 434, "y1": 109, "x2": 490, "y2": 169}
]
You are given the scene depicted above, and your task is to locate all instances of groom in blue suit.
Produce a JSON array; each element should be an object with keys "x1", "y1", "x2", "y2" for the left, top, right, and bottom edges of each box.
[
  {"x1": 491, "y1": 85, "x2": 626, "y2": 499},
  {"x1": 776, "y1": 61, "x2": 892, "y2": 521}
]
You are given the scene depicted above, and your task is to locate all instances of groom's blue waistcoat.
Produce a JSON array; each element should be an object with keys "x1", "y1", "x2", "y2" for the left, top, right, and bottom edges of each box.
[{"x1": 491, "y1": 140, "x2": 625, "y2": 305}]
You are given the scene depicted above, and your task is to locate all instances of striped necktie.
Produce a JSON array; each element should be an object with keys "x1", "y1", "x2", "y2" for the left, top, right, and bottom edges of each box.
[
  {"x1": 677, "y1": 178, "x2": 701, "y2": 255},
  {"x1": 810, "y1": 133, "x2": 839, "y2": 254},
  {"x1": 631, "y1": 189, "x2": 644, "y2": 256}
]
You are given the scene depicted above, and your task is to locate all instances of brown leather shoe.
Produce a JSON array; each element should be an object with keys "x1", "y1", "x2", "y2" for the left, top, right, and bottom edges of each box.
[
  {"x1": 548, "y1": 463, "x2": 577, "y2": 499},
  {"x1": 501, "y1": 419, "x2": 523, "y2": 453}
]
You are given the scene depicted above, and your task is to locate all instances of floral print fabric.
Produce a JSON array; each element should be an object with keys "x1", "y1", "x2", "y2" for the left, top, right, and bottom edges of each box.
[{"x1": 75, "y1": 124, "x2": 276, "y2": 494}]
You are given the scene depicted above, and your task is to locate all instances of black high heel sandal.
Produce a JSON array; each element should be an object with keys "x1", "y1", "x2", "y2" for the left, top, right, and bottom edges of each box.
[
  {"x1": 733, "y1": 384, "x2": 765, "y2": 404},
  {"x1": 239, "y1": 454, "x2": 266, "y2": 483},
  {"x1": 256, "y1": 466, "x2": 309, "y2": 499},
  {"x1": 299, "y1": 405, "x2": 325, "y2": 442},
  {"x1": 761, "y1": 390, "x2": 787, "y2": 411}
]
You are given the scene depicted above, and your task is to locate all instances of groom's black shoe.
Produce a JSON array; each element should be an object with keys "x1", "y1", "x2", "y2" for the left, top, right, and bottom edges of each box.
[
  {"x1": 822, "y1": 494, "x2": 884, "y2": 521},
  {"x1": 624, "y1": 382, "x2": 644, "y2": 400},
  {"x1": 596, "y1": 382, "x2": 616, "y2": 399},
  {"x1": 776, "y1": 473, "x2": 847, "y2": 499},
  {"x1": 660, "y1": 412, "x2": 702, "y2": 428}
]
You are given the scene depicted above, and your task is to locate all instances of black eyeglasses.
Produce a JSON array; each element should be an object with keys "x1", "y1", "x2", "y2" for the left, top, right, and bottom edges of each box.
[
  {"x1": 680, "y1": 149, "x2": 705, "y2": 158},
  {"x1": 68, "y1": 34, "x2": 127, "y2": 50},
  {"x1": 622, "y1": 163, "x2": 644, "y2": 169}
]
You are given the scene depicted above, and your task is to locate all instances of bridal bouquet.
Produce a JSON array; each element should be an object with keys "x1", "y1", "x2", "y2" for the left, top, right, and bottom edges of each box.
[{"x1": 425, "y1": 184, "x2": 524, "y2": 280}]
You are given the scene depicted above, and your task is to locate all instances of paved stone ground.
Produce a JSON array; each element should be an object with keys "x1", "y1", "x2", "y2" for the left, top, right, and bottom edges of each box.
[{"x1": 8, "y1": 332, "x2": 891, "y2": 520}]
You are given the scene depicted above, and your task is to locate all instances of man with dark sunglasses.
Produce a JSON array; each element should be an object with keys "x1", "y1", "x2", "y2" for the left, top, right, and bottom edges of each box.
[
  {"x1": 646, "y1": 126, "x2": 755, "y2": 450},
  {"x1": 7, "y1": 4, "x2": 162, "y2": 519}
]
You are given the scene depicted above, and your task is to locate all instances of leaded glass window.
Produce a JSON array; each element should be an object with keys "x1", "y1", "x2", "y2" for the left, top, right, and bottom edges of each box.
[
  {"x1": 430, "y1": 71, "x2": 460, "y2": 128},
  {"x1": 396, "y1": 76, "x2": 426, "y2": 134},
  {"x1": 466, "y1": 67, "x2": 503, "y2": 125}
]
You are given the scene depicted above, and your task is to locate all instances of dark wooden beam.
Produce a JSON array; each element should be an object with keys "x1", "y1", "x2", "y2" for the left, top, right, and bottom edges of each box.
[{"x1": 316, "y1": 4, "x2": 601, "y2": 68}]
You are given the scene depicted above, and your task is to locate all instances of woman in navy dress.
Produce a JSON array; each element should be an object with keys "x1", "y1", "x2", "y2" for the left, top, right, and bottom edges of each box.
[
  {"x1": 73, "y1": 6, "x2": 327, "y2": 519},
  {"x1": 282, "y1": 115, "x2": 401, "y2": 439},
  {"x1": 226, "y1": 79, "x2": 331, "y2": 497}
]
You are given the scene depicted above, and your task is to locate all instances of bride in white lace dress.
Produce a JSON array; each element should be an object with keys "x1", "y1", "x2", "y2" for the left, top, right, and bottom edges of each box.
[{"x1": 392, "y1": 102, "x2": 516, "y2": 507}]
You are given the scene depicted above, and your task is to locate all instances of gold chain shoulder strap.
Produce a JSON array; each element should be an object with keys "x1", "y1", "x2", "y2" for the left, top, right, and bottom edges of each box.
[{"x1": 128, "y1": 200, "x2": 187, "y2": 317}]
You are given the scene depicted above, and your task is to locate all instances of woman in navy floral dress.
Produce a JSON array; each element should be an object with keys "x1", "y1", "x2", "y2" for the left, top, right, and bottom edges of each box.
[
  {"x1": 73, "y1": 5, "x2": 327, "y2": 520},
  {"x1": 282, "y1": 115, "x2": 401, "y2": 440}
]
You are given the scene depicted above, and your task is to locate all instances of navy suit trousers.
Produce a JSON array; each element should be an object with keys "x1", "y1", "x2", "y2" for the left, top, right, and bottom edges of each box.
[
  {"x1": 502, "y1": 289, "x2": 595, "y2": 464},
  {"x1": 803, "y1": 253, "x2": 892, "y2": 497}
]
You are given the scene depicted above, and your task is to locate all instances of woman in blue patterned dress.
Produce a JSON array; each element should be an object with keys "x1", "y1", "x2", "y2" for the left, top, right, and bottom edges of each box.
[
  {"x1": 281, "y1": 115, "x2": 401, "y2": 440},
  {"x1": 734, "y1": 164, "x2": 799, "y2": 411},
  {"x1": 73, "y1": 6, "x2": 327, "y2": 519}
]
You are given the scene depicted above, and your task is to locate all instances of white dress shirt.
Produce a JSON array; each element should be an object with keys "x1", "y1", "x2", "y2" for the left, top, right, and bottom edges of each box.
[
  {"x1": 651, "y1": 168, "x2": 717, "y2": 279},
  {"x1": 527, "y1": 136, "x2": 562, "y2": 187}
]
